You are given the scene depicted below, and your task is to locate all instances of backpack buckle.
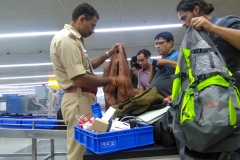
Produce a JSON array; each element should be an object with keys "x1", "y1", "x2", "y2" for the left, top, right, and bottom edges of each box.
[
  {"x1": 197, "y1": 74, "x2": 206, "y2": 79},
  {"x1": 179, "y1": 72, "x2": 187, "y2": 78},
  {"x1": 230, "y1": 78, "x2": 236, "y2": 83},
  {"x1": 196, "y1": 49, "x2": 202, "y2": 53},
  {"x1": 190, "y1": 80, "x2": 199, "y2": 88},
  {"x1": 194, "y1": 48, "x2": 202, "y2": 53}
]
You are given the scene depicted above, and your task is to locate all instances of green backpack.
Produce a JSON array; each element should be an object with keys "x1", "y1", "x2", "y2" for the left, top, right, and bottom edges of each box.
[{"x1": 170, "y1": 26, "x2": 240, "y2": 159}]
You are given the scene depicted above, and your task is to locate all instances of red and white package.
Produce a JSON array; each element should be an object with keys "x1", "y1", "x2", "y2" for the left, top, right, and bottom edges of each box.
[{"x1": 75, "y1": 114, "x2": 94, "y2": 130}]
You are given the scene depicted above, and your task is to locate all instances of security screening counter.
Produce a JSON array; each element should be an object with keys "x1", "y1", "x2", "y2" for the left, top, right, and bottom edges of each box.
[{"x1": 0, "y1": 117, "x2": 179, "y2": 160}]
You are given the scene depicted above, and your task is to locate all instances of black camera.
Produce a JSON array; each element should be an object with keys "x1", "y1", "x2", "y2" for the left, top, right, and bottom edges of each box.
[{"x1": 148, "y1": 58, "x2": 157, "y2": 67}]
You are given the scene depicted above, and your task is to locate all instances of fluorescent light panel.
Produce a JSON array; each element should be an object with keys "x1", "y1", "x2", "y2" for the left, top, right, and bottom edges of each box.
[
  {"x1": 0, "y1": 75, "x2": 55, "y2": 80},
  {"x1": 96, "y1": 24, "x2": 182, "y2": 33},
  {"x1": 0, "y1": 73, "x2": 103, "y2": 80},
  {"x1": 0, "y1": 92, "x2": 35, "y2": 95},
  {"x1": 0, "y1": 56, "x2": 163, "y2": 68},
  {"x1": 0, "y1": 56, "x2": 161, "y2": 80},
  {"x1": 0, "y1": 82, "x2": 48, "y2": 86},
  {"x1": 0, "y1": 85, "x2": 42, "y2": 89},
  {"x1": 0, "y1": 32, "x2": 57, "y2": 38},
  {"x1": 0, "y1": 63, "x2": 52, "y2": 68},
  {"x1": 0, "y1": 24, "x2": 181, "y2": 38},
  {"x1": 105, "y1": 56, "x2": 162, "y2": 61},
  {"x1": 0, "y1": 89, "x2": 35, "y2": 92}
]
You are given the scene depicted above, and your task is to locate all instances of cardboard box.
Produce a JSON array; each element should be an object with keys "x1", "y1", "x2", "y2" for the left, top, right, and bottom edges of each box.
[{"x1": 91, "y1": 118, "x2": 109, "y2": 133}]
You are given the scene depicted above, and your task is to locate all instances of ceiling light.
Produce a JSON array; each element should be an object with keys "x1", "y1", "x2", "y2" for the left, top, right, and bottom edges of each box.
[
  {"x1": 106, "y1": 56, "x2": 162, "y2": 61},
  {"x1": 0, "y1": 24, "x2": 181, "y2": 38},
  {"x1": 0, "y1": 92, "x2": 35, "y2": 95},
  {"x1": 0, "y1": 73, "x2": 104, "y2": 81},
  {"x1": 0, "y1": 82, "x2": 48, "y2": 86},
  {"x1": 0, "y1": 89, "x2": 35, "y2": 92},
  {"x1": 0, "y1": 56, "x2": 163, "y2": 67},
  {"x1": 0, "y1": 75, "x2": 55, "y2": 80},
  {"x1": 96, "y1": 24, "x2": 182, "y2": 33},
  {"x1": 0, "y1": 85, "x2": 42, "y2": 89},
  {"x1": 0, "y1": 31, "x2": 57, "y2": 38},
  {"x1": 0, "y1": 63, "x2": 53, "y2": 68}
]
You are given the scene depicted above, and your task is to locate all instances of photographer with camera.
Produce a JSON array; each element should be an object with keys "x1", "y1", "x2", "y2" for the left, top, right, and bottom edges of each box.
[{"x1": 149, "y1": 32, "x2": 178, "y2": 97}]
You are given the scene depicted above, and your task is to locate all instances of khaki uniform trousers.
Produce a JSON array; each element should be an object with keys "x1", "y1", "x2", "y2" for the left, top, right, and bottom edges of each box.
[{"x1": 61, "y1": 88, "x2": 96, "y2": 160}]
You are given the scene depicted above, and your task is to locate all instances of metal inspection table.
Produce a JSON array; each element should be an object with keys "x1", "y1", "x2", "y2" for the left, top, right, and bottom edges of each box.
[
  {"x1": 0, "y1": 118, "x2": 179, "y2": 160},
  {"x1": 0, "y1": 118, "x2": 67, "y2": 160},
  {"x1": 83, "y1": 145, "x2": 178, "y2": 160}
]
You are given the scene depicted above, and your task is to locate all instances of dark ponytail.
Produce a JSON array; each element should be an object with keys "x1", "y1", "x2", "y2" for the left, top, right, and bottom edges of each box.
[
  {"x1": 176, "y1": 0, "x2": 214, "y2": 15},
  {"x1": 204, "y1": 3, "x2": 214, "y2": 14}
]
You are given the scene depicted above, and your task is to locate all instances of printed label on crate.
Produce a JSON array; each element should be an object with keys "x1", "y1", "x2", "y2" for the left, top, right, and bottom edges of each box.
[{"x1": 101, "y1": 141, "x2": 116, "y2": 148}]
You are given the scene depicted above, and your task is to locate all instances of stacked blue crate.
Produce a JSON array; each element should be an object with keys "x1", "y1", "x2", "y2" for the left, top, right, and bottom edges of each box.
[
  {"x1": 21, "y1": 116, "x2": 58, "y2": 129},
  {"x1": 35, "y1": 117, "x2": 58, "y2": 129},
  {"x1": 6, "y1": 96, "x2": 24, "y2": 114},
  {"x1": 0, "y1": 116, "x2": 21, "y2": 126},
  {"x1": 0, "y1": 116, "x2": 58, "y2": 129}
]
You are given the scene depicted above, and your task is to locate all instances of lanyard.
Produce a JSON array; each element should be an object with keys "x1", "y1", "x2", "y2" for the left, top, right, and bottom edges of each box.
[{"x1": 84, "y1": 49, "x2": 95, "y2": 74}]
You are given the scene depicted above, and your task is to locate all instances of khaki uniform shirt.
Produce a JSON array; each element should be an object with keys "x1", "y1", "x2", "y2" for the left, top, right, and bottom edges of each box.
[{"x1": 50, "y1": 24, "x2": 92, "y2": 91}]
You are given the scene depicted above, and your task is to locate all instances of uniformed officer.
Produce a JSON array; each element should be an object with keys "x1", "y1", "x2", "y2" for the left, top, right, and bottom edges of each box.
[{"x1": 50, "y1": 3, "x2": 130, "y2": 160}]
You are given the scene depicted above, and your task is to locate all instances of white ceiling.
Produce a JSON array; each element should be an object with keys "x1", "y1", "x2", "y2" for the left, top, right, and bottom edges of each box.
[{"x1": 0, "y1": 0, "x2": 239, "y2": 90}]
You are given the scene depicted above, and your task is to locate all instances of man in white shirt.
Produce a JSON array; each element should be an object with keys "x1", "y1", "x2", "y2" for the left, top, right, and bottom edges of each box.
[{"x1": 52, "y1": 89, "x2": 60, "y2": 108}]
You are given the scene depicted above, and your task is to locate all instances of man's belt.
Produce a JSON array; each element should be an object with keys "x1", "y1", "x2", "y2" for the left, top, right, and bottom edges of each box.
[{"x1": 64, "y1": 86, "x2": 98, "y2": 95}]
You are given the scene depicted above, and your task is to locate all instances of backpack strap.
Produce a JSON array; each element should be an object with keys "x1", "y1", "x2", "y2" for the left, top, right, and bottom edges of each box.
[
  {"x1": 198, "y1": 30, "x2": 227, "y2": 67},
  {"x1": 229, "y1": 79, "x2": 240, "y2": 128},
  {"x1": 169, "y1": 102, "x2": 186, "y2": 160},
  {"x1": 171, "y1": 72, "x2": 188, "y2": 79},
  {"x1": 172, "y1": 91, "x2": 186, "y2": 108},
  {"x1": 179, "y1": 128, "x2": 186, "y2": 160},
  {"x1": 193, "y1": 87, "x2": 201, "y2": 122},
  {"x1": 192, "y1": 48, "x2": 216, "y2": 68}
]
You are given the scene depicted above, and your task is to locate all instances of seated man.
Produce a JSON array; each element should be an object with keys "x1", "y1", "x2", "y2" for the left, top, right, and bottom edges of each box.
[
  {"x1": 136, "y1": 49, "x2": 152, "y2": 93},
  {"x1": 149, "y1": 32, "x2": 178, "y2": 97}
]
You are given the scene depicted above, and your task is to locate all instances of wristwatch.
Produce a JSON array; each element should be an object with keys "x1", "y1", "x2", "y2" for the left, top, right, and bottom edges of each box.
[{"x1": 105, "y1": 51, "x2": 109, "y2": 58}]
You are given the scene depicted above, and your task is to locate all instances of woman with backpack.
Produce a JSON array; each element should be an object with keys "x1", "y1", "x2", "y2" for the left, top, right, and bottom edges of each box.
[{"x1": 176, "y1": 0, "x2": 240, "y2": 90}]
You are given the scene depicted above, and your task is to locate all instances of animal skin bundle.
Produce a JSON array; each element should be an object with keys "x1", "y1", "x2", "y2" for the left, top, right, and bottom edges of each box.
[{"x1": 103, "y1": 45, "x2": 134, "y2": 110}]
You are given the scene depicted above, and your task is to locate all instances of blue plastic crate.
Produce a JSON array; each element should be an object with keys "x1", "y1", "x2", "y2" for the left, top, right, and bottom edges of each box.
[
  {"x1": 0, "y1": 116, "x2": 21, "y2": 126},
  {"x1": 74, "y1": 125, "x2": 154, "y2": 154},
  {"x1": 6, "y1": 96, "x2": 24, "y2": 114},
  {"x1": 21, "y1": 118, "x2": 35, "y2": 128},
  {"x1": 20, "y1": 117, "x2": 57, "y2": 129},
  {"x1": 36, "y1": 118, "x2": 57, "y2": 129}
]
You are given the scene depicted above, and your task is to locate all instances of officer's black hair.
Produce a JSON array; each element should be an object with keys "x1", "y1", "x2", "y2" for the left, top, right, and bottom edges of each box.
[
  {"x1": 155, "y1": 31, "x2": 174, "y2": 47},
  {"x1": 176, "y1": 0, "x2": 214, "y2": 15},
  {"x1": 72, "y1": 3, "x2": 99, "y2": 21},
  {"x1": 137, "y1": 49, "x2": 151, "y2": 58}
]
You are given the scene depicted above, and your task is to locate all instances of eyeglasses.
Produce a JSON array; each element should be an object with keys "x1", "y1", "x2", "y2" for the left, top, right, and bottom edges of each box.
[
  {"x1": 155, "y1": 41, "x2": 167, "y2": 47},
  {"x1": 136, "y1": 59, "x2": 146, "y2": 64}
]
